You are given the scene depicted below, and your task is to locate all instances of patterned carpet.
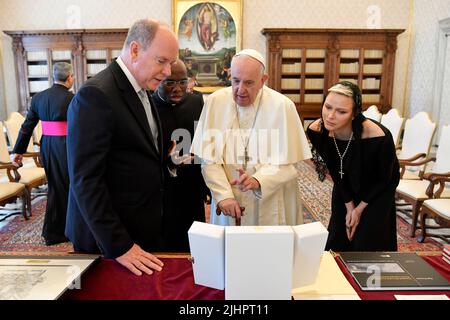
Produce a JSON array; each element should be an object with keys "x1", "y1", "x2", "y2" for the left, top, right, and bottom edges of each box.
[
  {"x1": 0, "y1": 162, "x2": 444, "y2": 254},
  {"x1": 0, "y1": 200, "x2": 73, "y2": 253}
]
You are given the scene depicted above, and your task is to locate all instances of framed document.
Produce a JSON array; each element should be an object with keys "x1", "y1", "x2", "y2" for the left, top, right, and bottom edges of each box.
[
  {"x1": 172, "y1": 0, "x2": 243, "y2": 93},
  {"x1": 0, "y1": 255, "x2": 99, "y2": 300}
]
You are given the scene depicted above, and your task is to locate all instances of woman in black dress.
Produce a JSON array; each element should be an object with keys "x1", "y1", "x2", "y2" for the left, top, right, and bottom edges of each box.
[{"x1": 307, "y1": 81, "x2": 399, "y2": 251}]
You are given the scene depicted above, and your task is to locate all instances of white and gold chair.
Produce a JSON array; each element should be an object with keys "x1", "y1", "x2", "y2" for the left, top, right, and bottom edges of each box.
[
  {"x1": 0, "y1": 159, "x2": 27, "y2": 221},
  {"x1": 396, "y1": 125, "x2": 450, "y2": 237},
  {"x1": 0, "y1": 122, "x2": 46, "y2": 217},
  {"x1": 397, "y1": 112, "x2": 436, "y2": 180},
  {"x1": 419, "y1": 177, "x2": 450, "y2": 243},
  {"x1": 363, "y1": 105, "x2": 382, "y2": 122},
  {"x1": 3, "y1": 112, "x2": 42, "y2": 167},
  {"x1": 381, "y1": 108, "x2": 404, "y2": 148},
  {"x1": 33, "y1": 120, "x2": 42, "y2": 147}
]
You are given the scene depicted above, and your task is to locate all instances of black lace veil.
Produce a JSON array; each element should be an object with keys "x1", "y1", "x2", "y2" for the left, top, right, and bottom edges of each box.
[{"x1": 311, "y1": 81, "x2": 366, "y2": 182}]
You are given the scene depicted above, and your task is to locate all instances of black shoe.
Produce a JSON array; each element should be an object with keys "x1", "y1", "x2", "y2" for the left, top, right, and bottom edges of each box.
[{"x1": 45, "y1": 236, "x2": 69, "y2": 246}]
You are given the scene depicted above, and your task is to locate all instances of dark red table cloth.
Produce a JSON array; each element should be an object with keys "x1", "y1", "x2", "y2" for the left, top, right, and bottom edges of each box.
[
  {"x1": 62, "y1": 254, "x2": 449, "y2": 300},
  {"x1": 62, "y1": 255, "x2": 224, "y2": 300}
]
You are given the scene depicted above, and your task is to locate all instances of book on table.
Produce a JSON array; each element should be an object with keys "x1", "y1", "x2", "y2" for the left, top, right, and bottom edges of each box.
[
  {"x1": 443, "y1": 245, "x2": 450, "y2": 264},
  {"x1": 443, "y1": 254, "x2": 450, "y2": 265},
  {"x1": 444, "y1": 245, "x2": 450, "y2": 256},
  {"x1": 339, "y1": 252, "x2": 450, "y2": 291}
]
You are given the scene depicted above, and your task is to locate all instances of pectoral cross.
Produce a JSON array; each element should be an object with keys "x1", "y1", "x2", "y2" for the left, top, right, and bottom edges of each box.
[
  {"x1": 338, "y1": 168, "x2": 344, "y2": 179},
  {"x1": 238, "y1": 148, "x2": 252, "y2": 171}
]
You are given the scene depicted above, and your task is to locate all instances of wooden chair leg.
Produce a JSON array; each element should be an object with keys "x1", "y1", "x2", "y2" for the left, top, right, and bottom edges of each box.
[
  {"x1": 417, "y1": 209, "x2": 428, "y2": 243},
  {"x1": 410, "y1": 203, "x2": 418, "y2": 237},
  {"x1": 21, "y1": 191, "x2": 27, "y2": 220},
  {"x1": 25, "y1": 188, "x2": 32, "y2": 218}
]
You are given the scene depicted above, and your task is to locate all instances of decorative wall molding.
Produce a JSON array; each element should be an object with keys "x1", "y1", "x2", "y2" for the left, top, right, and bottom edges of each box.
[{"x1": 432, "y1": 17, "x2": 450, "y2": 127}]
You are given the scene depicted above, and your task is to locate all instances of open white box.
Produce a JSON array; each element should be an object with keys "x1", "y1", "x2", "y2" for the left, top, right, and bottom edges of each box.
[
  {"x1": 225, "y1": 226, "x2": 294, "y2": 300},
  {"x1": 188, "y1": 222, "x2": 328, "y2": 299},
  {"x1": 188, "y1": 221, "x2": 225, "y2": 290}
]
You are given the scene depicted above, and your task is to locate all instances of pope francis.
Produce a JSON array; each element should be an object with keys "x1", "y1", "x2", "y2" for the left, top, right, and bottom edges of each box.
[{"x1": 191, "y1": 49, "x2": 311, "y2": 226}]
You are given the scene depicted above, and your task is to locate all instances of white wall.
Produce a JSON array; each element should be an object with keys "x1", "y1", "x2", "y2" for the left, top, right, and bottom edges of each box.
[
  {"x1": 243, "y1": 0, "x2": 409, "y2": 52},
  {"x1": 407, "y1": 0, "x2": 450, "y2": 130},
  {"x1": 0, "y1": 0, "x2": 412, "y2": 119},
  {"x1": 0, "y1": 36, "x2": 6, "y2": 120}
]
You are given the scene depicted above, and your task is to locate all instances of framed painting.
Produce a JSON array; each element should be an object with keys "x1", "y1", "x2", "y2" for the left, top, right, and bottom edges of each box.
[{"x1": 172, "y1": 0, "x2": 243, "y2": 93}]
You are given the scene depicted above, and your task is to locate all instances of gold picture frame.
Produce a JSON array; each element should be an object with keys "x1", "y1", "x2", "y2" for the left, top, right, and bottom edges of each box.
[{"x1": 172, "y1": 0, "x2": 243, "y2": 93}]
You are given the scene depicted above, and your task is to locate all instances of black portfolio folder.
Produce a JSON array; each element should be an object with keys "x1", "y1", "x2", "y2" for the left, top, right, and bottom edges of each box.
[{"x1": 340, "y1": 252, "x2": 450, "y2": 291}]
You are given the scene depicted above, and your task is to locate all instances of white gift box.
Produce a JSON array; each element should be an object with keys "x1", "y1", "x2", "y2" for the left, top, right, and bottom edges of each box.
[
  {"x1": 291, "y1": 222, "x2": 328, "y2": 288},
  {"x1": 225, "y1": 226, "x2": 294, "y2": 300},
  {"x1": 188, "y1": 221, "x2": 225, "y2": 290}
]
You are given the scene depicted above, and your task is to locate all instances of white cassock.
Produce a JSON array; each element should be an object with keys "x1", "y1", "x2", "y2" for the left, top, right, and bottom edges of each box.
[{"x1": 191, "y1": 86, "x2": 311, "y2": 226}]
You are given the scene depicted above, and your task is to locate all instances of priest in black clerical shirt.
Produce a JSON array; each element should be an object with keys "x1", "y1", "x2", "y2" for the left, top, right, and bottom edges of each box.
[{"x1": 152, "y1": 59, "x2": 209, "y2": 252}]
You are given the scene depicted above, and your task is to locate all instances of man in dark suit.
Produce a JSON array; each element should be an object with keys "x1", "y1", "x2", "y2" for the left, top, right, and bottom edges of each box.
[
  {"x1": 66, "y1": 19, "x2": 178, "y2": 275},
  {"x1": 13, "y1": 62, "x2": 74, "y2": 246},
  {"x1": 152, "y1": 59, "x2": 209, "y2": 252}
]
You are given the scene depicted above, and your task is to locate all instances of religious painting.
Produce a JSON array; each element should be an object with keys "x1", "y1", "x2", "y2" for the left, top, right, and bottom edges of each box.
[{"x1": 172, "y1": 0, "x2": 243, "y2": 93}]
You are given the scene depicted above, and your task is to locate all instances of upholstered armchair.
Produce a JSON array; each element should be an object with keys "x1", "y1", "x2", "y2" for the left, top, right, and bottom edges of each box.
[
  {"x1": 396, "y1": 112, "x2": 436, "y2": 180},
  {"x1": 0, "y1": 162, "x2": 27, "y2": 221},
  {"x1": 3, "y1": 112, "x2": 42, "y2": 167},
  {"x1": 380, "y1": 108, "x2": 404, "y2": 148},
  {"x1": 363, "y1": 105, "x2": 382, "y2": 122},
  {"x1": 396, "y1": 125, "x2": 450, "y2": 237},
  {"x1": 418, "y1": 175, "x2": 450, "y2": 243},
  {"x1": 0, "y1": 122, "x2": 46, "y2": 216},
  {"x1": 32, "y1": 120, "x2": 42, "y2": 147}
]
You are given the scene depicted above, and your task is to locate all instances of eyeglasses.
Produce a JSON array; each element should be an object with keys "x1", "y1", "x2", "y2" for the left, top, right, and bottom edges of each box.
[{"x1": 162, "y1": 79, "x2": 189, "y2": 87}]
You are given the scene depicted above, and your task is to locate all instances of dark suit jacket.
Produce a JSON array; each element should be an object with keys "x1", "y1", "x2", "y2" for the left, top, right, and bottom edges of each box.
[
  {"x1": 152, "y1": 92, "x2": 209, "y2": 252},
  {"x1": 66, "y1": 60, "x2": 165, "y2": 258}
]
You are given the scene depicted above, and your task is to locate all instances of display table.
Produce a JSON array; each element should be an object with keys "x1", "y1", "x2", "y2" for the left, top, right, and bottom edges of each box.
[{"x1": 61, "y1": 253, "x2": 449, "y2": 300}]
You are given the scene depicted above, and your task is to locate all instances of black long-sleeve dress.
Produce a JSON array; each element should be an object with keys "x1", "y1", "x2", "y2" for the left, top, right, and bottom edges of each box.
[
  {"x1": 307, "y1": 119, "x2": 400, "y2": 251},
  {"x1": 152, "y1": 92, "x2": 209, "y2": 252},
  {"x1": 13, "y1": 84, "x2": 73, "y2": 244}
]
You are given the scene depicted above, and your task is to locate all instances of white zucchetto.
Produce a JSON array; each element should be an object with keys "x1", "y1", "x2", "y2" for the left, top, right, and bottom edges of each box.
[{"x1": 234, "y1": 49, "x2": 266, "y2": 70}]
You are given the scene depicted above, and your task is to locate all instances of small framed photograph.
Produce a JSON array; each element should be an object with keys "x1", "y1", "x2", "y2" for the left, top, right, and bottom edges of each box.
[{"x1": 172, "y1": 0, "x2": 243, "y2": 93}]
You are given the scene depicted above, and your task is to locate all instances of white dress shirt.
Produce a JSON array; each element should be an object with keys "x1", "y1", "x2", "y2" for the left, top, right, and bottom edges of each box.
[{"x1": 116, "y1": 56, "x2": 159, "y2": 151}]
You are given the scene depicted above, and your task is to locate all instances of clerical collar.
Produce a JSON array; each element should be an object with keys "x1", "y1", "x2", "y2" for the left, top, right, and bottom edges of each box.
[
  {"x1": 156, "y1": 90, "x2": 166, "y2": 103},
  {"x1": 156, "y1": 90, "x2": 178, "y2": 107},
  {"x1": 54, "y1": 82, "x2": 70, "y2": 90}
]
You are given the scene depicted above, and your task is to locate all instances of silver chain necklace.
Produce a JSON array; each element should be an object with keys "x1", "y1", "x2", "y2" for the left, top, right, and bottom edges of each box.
[
  {"x1": 332, "y1": 132, "x2": 353, "y2": 179},
  {"x1": 235, "y1": 93, "x2": 263, "y2": 171}
]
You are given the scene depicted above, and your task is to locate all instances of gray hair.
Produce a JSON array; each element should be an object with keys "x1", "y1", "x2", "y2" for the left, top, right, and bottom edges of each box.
[
  {"x1": 53, "y1": 62, "x2": 73, "y2": 81},
  {"x1": 124, "y1": 19, "x2": 160, "y2": 50}
]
